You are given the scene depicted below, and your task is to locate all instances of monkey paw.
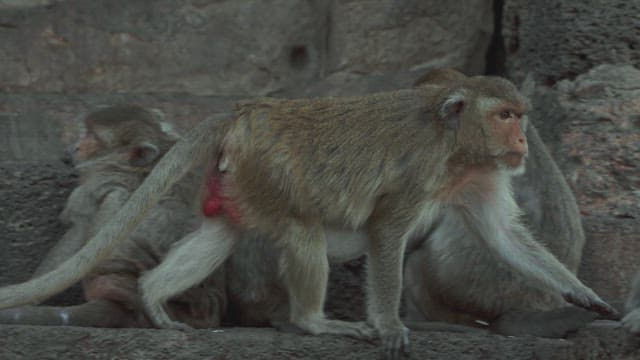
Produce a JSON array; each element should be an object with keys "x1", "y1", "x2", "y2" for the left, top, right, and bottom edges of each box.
[
  {"x1": 562, "y1": 291, "x2": 620, "y2": 320},
  {"x1": 379, "y1": 325, "x2": 410, "y2": 360},
  {"x1": 622, "y1": 309, "x2": 640, "y2": 335}
]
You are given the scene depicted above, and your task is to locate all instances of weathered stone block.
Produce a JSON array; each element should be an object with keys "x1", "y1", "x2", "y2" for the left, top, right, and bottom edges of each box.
[
  {"x1": 0, "y1": 0, "x2": 325, "y2": 96},
  {"x1": 328, "y1": 0, "x2": 493, "y2": 76},
  {"x1": 503, "y1": 0, "x2": 640, "y2": 84}
]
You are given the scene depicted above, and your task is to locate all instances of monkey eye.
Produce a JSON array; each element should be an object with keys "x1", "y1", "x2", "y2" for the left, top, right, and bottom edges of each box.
[{"x1": 499, "y1": 110, "x2": 513, "y2": 120}]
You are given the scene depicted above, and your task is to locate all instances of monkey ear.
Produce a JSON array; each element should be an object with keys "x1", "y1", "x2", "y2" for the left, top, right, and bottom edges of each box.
[
  {"x1": 128, "y1": 142, "x2": 161, "y2": 167},
  {"x1": 437, "y1": 91, "x2": 466, "y2": 130}
]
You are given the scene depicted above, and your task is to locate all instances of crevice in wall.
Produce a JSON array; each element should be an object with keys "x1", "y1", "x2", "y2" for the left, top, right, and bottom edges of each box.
[{"x1": 485, "y1": 0, "x2": 505, "y2": 76}]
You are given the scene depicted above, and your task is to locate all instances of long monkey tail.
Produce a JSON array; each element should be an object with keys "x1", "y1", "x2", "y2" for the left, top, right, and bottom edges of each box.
[{"x1": 0, "y1": 116, "x2": 230, "y2": 309}]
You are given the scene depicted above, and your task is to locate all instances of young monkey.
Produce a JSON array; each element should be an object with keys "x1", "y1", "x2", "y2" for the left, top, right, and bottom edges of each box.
[
  {"x1": 0, "y1": 71, "x2": 617, "y2": 360},
  {"x1": 0, "y1": 105, "x2": 225, "y2": 328}
]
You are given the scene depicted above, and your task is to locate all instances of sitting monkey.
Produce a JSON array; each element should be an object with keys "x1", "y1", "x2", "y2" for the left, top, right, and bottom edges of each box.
[{"x1": 0, "y1": 105, "x2": 226, "y2": 328}]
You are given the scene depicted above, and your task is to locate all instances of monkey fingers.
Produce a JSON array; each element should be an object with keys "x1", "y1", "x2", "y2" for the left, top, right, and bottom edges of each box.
[
  {"x1": 382, "y1": 326, "x2": 410, "y2": 360},
  {"x1": 562, "y1": 292, "x2": 620, "y2": 319},
  {"x1": 622, "y1": 309, "x2": 640, "y2": 334}
]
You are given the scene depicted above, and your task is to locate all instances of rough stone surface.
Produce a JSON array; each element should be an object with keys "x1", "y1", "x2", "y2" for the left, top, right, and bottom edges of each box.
[
  {"x1": 503, "y1": 0, "x2": 640, "y2": 84},
  {"x1": 0, "y1": 0, "x2": 61, "y2": 9},
  {"x1": 0, "y1": 0, "x2": 492, "y2": 96},
  {"x1": 527, "y1": 64, "x2": 640, "y2": 301},
  {"x1": 0, "y1": 322, "x2": 638, "y2": 360},
  {"x1": 0, "y1": 0, "x2": 325, "y2": 96},
  {"x1": 327, "y1": 0, "x2": 493, "y2": 75},
  {"x1": 0, "y1": 161, "x2": 77, "y2": 302}
]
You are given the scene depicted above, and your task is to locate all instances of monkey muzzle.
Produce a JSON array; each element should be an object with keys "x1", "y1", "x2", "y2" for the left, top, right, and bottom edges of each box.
[{"x1": 502, "y1": 150, "x2": 527, "y2": 168}]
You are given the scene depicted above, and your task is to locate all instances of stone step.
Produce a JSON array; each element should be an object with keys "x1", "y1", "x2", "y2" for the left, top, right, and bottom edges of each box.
[{"x1": 0, "y1": 322, "x2": 636, "y2": 360}]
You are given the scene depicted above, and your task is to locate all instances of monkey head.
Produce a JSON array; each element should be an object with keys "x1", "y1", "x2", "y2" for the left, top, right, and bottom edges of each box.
[
  {"x1": 71, "y1": 105, "x2": 177, "y2": 169},
  {"x1": 427, "y1": 71, "x2": 529, "y2": 175}
]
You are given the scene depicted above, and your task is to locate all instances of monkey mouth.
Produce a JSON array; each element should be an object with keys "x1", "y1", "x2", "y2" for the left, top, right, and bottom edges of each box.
[{"x1": 501, "y1": 151, "x2": 526, "y2": 168}]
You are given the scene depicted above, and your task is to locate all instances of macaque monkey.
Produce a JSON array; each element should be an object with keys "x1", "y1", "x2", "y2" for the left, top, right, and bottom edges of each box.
[
  {"x1": 0, "y1": 105, "x2": 226, "y2": 328},
  {"x1": 622, "y1": 272, "x2": 640, "y2": 334},
  {"x1": 227, "y1": 71, "x2": 596, "y2": 339},
  {"x1": 0, "y1": 70, "x2": 617, "y2": 359},
  {"x1": 402, "y1": 69, "x2": 598, "y2": 337}
]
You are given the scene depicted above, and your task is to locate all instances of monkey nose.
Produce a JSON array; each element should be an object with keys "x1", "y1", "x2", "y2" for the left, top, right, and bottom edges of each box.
[
  {"x1": 512, "y1": 137, "x2": 528, "y2": 155},
  {"x1": 62, "y1": 145, "x2": 76, "y2": 164}
]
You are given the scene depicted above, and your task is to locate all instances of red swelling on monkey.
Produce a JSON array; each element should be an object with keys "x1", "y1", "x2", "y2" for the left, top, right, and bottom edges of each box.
[{"x1": 202, "y1": 173, "x2": 242, "y2": 223}]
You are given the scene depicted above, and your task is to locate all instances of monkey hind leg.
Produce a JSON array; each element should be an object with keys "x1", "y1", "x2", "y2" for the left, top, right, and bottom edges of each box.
[
  {"x1": 0, "y1": 300, "x2": 139, "y2": 328},
  {"x1": 278, "y1": 223, "x2": 374, "y2": 339},
  {"x1": 489, "y1": 307, "x2": 598, "y2": 338},
  {"x1": 140, "y1": 218, "x2": 235, "y2": 330}
]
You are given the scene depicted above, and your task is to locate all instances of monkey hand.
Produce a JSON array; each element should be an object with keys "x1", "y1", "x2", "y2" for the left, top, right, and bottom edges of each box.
[
  {"x1": 622, "y1": 309, "x2": 640, "y2": 335},
  {"x1": 563, "y1": 289, "x2": 620, "y2": 320},
  {"x1": 379, "y1": 325, "x2": 410, "y2": 360}
]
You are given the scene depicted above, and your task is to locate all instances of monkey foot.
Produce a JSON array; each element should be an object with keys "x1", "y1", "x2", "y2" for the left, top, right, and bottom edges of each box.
[
  {"x1": 144, "y1": 300, "x2": 193, "y2": 331},
  {"x1": 622, "y1": 309, "x2": 640, "y2": 335},
  {"x1": 380, "y1": 326, "x2": 410, "y2": 360}
]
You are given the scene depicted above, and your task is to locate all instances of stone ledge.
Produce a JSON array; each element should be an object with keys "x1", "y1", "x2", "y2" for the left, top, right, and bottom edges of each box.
[{"x1": 0, "y1": 322, "x2": 638, "y2": 360}]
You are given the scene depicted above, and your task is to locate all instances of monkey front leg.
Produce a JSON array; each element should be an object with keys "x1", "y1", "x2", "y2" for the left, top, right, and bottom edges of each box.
[
  {"x1": 139, "y1": 218, "x2": 234, "y2": 329},
  {"x1": 278, "y1": 223, "x2": 374, "y2": 339},
  {"x1": 462, "y1": 206, "x2": 618, "y2": 318},
  {"x1": 367, "y1": 216, "x2": 413, "y2": 360}
]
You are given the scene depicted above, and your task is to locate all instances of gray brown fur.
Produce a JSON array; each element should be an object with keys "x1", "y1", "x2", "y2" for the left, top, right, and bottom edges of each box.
[{"x1": 0, "y1": 105, "x2": 225, "y2": 328}]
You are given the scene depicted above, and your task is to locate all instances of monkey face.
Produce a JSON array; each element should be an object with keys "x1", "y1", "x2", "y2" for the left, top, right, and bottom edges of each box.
[
  {"x1": 72, "y1": 132, "x2": 102, "y2": 162},
  {"x1": 490, "y1": 106, "x2": 528, "y2": 172}
]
